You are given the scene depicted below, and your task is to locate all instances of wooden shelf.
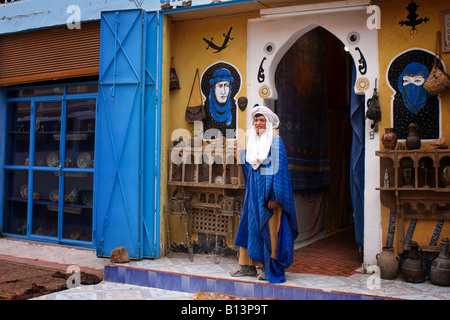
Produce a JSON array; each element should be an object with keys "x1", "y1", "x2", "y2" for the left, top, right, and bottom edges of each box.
[
  {"x1": 376, "y1": 187, "x2": 450, "y2": 192},
  {"x1": 168, "y1": 181, "x2": 244, "y2": 189},
  {"x1": 376, "y1": 149, "x2": 450, "y2": 254},
  {"x1": 168, "y1": 145, "x2": 245, "y2": 189},
  {"x1": 167, "y1": 144, "x2": 245, "y2": 250}
]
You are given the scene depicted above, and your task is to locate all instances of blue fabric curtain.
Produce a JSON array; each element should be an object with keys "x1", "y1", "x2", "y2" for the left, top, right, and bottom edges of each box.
[
  {"x1": 275, "y1": 27, "x2": 365, "y2": 247},
  {"x1": 275, "y1": 29, "x2": 331, "y2": 192},
  {"x1": 349, "y1": 64, "x2": 365, "y2": 247}
]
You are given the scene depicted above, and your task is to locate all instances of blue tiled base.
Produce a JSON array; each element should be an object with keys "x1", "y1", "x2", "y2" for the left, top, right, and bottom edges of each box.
[{"x1": 104, "y1": 265, "x2": 386, "y2": 300}]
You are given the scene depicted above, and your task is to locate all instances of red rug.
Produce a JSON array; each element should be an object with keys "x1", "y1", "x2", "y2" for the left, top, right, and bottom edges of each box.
[{"x1": 287, "y1": 229, "x2": 362, "y2": 277}]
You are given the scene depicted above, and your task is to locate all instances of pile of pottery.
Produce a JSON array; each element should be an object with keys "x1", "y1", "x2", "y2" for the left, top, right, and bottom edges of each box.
[{"x1": 376, "y1": 238, "x2": 450, "y2": 286}]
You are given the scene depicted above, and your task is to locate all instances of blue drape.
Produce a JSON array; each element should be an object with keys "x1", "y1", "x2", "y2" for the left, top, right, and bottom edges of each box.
[
  {"x1": 275, "y1": 29, "x2": 331, "y2": 192},
  {"x1": 350, "y1": 65, "x2": 365, "y2": 247},
  {"x1": 235, "y1": 136, "x2": 299, "y2": 283}
]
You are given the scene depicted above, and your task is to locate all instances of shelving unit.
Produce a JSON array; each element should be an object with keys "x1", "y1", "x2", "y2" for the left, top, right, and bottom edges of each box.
[
  {"x1": 376, "y1": 149, "x2": 450, "y2": 254},
  {"x1": 2, "y1": 84, "x2": 97, "y2": 245},
  {"x1": 167, "y1": 143, "x2": 245, "y2": 256}
]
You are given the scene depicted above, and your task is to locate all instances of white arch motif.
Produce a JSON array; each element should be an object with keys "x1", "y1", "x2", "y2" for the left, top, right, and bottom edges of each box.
[{"x1": 246, "y1": 2, "x2": 381, "y2": 267}]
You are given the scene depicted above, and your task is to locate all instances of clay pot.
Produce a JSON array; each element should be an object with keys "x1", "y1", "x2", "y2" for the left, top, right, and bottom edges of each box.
[
  {"x1": 376, "y1": 247, "x2": 399, "y2": 279},
  {"x1": 381, "y1": 128, "x2": 397, "y2": 151},
  {"x1": 430, "y1": 238, "x2": 450, "y2": 286},
  {"x1": 406, "y1": 123, "x2": 421, "y2": 150},
  {"x1": 401, "y1": 241, "x2": 426, "y2": 283}
]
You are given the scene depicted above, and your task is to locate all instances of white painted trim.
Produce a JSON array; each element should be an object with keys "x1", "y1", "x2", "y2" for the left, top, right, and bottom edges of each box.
[
  {"x1": 260, "y1": 0, "x2": 371, "y2": 18},
  {"x1": 247, "y1": 3, "x2": 381, "y2": 267}
]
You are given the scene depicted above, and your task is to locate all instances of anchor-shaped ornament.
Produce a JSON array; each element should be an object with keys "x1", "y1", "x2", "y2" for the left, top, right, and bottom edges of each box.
[
  {"x1": 203, "y1": 27, "x2": 233, "y2": 53},
  {"x1": 399, "y1": 0, "x2": 429, "y2": 35}
]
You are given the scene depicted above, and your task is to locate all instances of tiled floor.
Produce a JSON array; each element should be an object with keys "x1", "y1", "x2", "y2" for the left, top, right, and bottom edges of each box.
[
  {"x1": 33, "y1": 252, "x2": 450, "y2": 300},
  {"x1": 32, "y1": 281, "x2": 193, "y2": 300}
]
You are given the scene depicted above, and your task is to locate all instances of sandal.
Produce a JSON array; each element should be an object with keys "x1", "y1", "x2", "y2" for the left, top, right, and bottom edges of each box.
[
  {"x1": 230, "y1": 265, "x2": 257, "y2": 277},
  {"x1": 257, "y1": 270, "x2": 266, "y2": 281}
]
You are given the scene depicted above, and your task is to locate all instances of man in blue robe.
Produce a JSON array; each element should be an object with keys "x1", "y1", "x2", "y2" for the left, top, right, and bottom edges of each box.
[{"x1": 231, "y1": 105, "x2": 298, "y2": 283}]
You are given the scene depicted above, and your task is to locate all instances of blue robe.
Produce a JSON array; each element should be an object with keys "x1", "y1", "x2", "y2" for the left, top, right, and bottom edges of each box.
[{"x1": 235, "y1": 136, "x2": 298, "y2": 283}]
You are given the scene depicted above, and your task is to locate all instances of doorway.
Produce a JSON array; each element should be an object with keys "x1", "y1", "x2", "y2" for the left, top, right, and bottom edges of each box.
[
  {"x1": 247, "y1": 2, "x2": 380, "y2": 264},
  {"x1": 274, "y1": 27, "x2": 355, "y2": 245}
]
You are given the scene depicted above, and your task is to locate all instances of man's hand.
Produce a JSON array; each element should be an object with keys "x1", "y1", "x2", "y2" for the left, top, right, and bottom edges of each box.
[
  {"x1": 234, "y1": 141, "x2": 245, "y2": 158},
  {"x1": 268, "y1": 200, "x2": 278, "y2": 209}
]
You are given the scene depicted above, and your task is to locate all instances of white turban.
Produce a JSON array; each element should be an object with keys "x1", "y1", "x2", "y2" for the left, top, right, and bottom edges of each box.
[
  {"x1": 246, "y1": 105, "x2": 279, "y2": 170},
  {"x1": 249, "y1": 105, "x2": 280, "y2": 128}
]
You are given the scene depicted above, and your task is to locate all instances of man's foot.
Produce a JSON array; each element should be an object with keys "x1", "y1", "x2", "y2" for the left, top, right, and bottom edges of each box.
[
  {"x1": 257, "y1": 270, "x2": 266, "y2": 281},
  {"x1": 230, "y1": 265, "x2": 257, "y2": 277}
]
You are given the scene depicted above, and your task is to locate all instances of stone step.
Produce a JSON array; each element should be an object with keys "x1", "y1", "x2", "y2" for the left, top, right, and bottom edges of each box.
[{"x1": 104, "y1": 265, "x2": 386, "y2": 300}]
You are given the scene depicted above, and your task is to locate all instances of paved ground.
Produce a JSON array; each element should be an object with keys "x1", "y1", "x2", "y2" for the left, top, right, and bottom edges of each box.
[
  {"x1": 0, "y1": 259, "x2": 67, "y2": 300},
  {"x1": 32, "y1": 281, "x2": 194, "y2": 300},
  {"x1": 0, "y1": 258, "x2": 103, "y2": 300},
  {"x1": 2, "y1": 237, "x2": 450, "y2": 300}
]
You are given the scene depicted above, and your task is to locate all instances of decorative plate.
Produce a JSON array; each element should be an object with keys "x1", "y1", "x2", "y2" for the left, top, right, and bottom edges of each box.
[
  {"x1": 20, "y1": 184, "x2": 28, "y2": 199},
  {"x1": 47, "y1": 152, "x2": 59, "y2": 167},
  {"x1": 258, "y1": 85, "x2": 271, "y2": 98},
  {"x1": 68, "y1": 188, "x2": 79, "y2": 204},
  {"x1": 81, "y1": 189, "x2": 93, "y2": 206},
  {"x1": 356, "y1": 77, "x2": 370, "y2": 92},
  {"x1": 49, "y1": 189, "x2": 58, "y2": 203},
  {"x1": 77, "y1": 152, "x2": 91, "y2": 168},
  {"x1": 35, "y1": 119, "x2": 40, "y2": 132}
]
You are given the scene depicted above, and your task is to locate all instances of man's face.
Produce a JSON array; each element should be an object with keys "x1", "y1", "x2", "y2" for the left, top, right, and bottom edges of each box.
[
  {"x1": 214, "y1": 81, "x2": 230, "y2": 104},
  {"x1": 253, "y1": 115, "x2": 266, "y2": 134}
]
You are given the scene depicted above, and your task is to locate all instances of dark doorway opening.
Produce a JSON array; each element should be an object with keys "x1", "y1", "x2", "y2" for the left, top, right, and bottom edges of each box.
[{"x1": 275, "y1": 27, "x2": 359, "y2": 258}]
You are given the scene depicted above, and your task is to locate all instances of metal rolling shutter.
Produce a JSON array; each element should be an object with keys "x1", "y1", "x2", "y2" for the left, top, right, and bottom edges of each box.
[{"x1": 0, "y1": 21, "x2": 99, "y2": 86}]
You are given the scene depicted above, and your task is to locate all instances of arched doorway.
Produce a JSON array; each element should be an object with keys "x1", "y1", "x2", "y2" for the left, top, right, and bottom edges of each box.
[
  {"x1": 246, "y1": 4, "x2": 381, "y2": 265},
  {"x1": 274, "y1": 26, "x2": 356, "y2": 244}
]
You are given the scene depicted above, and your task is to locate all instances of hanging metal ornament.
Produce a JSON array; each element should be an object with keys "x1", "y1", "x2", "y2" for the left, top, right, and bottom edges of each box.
[
  {"x1": 170, "y1": 57, "x2": 180, "y2": 91},
  {"x1": 237, "y1": 96, "x2": 247, "y2": 111},
  {"x1": 366, "y1": 79, "x2": 381, "y2": 130}
]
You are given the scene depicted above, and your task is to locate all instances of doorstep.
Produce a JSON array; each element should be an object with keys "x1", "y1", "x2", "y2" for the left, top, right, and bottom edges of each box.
[{"x1": 104, "y1": 263, "x2": 390, "y2": 300}]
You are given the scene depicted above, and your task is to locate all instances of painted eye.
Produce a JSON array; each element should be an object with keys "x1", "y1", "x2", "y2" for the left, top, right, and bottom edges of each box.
[
  {"x1": 403, "y1": 76, "x2": 411, "y2": 85},
  {"x1": 413, "y1": 76, "x2": 424, "y2": 86}
]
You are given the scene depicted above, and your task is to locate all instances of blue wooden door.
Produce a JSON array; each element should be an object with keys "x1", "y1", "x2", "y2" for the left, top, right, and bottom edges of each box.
[
  {"x1": 96, "y1": 9, "x2": 159, "y2": 259},
  {"x1": 142, "y1": 11, "x2": 160, "y2": 258}
]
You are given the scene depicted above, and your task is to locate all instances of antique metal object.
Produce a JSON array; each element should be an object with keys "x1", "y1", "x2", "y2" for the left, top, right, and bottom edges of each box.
[
  {"x1": 169, "y1": 197, "x2": 190, "y2": 215},
  {"x1": 376, "y1": 247, "x2": 399, "y2": 280},
  {"x1": 430, "y1": 238, "x2": 450, "y2": 286},
  {"x1": 401, "y1": 241, "x2": 426, "y2": 283},
  {"x1": 406, "y1": 123, "x2": 421, "y2": 150},
  {"x1": 221, "y1": 196, "x2": 241, "y2": 216}
]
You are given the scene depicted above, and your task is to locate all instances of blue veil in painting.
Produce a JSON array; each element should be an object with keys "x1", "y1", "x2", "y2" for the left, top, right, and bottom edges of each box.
[
  {"x1": 208, "y1": 68, "x2": 234, "y2": 125},
  {"x1": 398, "y1": 62, "x2": 430, "y2": 115}
]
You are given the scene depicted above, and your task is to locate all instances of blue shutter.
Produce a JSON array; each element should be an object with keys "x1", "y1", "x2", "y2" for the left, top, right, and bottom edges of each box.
[
  {"x1": 96, "y1": 9, "x2": 159, "y2": 259},
  {"x1": 142, "y1": 11, "x2": 160, "y2": 258}
]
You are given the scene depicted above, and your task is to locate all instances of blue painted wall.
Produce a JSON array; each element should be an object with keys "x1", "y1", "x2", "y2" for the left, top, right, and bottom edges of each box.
[{"x1": 0, "y1": 0, "x2": 236, "y2": 35}]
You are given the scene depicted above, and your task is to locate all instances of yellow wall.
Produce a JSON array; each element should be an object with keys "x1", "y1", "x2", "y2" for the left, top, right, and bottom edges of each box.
[
  {"x1": 168, "y1": 14, "x2": 253, "y2": 137},
  {"x1": 160, "y1": 0, "x2": 450, "y2": 255},
  {"x1": 160, "y1": 13, "x2": 257, "y2": 253},
  {"x1": 377, "y1": 0, "x2": 450, "y2": 250},
  {"x1": 160, "y1": 16, "x2": 171, "y2": 254}
]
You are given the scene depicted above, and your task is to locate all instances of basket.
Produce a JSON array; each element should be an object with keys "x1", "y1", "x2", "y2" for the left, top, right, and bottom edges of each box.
[
  {"x1": 424, "y1": 67, "x2": 450, "y2": 96},
  {"x1": 423, "y1": 32, "x2": 450, "y2": 96}
]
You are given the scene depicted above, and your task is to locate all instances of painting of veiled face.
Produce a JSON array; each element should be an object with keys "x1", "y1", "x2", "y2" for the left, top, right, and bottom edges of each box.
[
  {"x1": 388, "y1": 49, "x2": 441, "y2": 140},
  {"x1": 201, "y1": 62, "x2": 241, "y2": 140}
]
